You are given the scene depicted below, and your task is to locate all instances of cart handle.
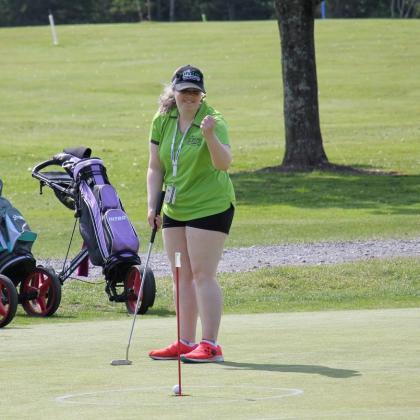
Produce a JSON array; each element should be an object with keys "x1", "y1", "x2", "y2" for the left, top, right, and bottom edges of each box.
[
  {"x1": 32, "y1": 159, "x2": 61, "y2": 175},
  {"x1": 32, "y1": 159, "x2": 71, "y2": 194}
]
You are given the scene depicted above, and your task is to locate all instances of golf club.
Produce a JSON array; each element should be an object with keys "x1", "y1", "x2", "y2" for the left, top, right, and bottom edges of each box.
[{"x1": 111, "y1": 191, "x2": 165, "y2": 366}]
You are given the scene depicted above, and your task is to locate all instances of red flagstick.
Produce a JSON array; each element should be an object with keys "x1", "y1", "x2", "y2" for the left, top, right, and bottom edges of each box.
[{"x1": 175, "y1": 252, "x2": 182, "y2": 396}]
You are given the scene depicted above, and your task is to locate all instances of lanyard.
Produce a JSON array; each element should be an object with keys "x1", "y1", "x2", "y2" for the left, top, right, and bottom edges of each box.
[{"x1": 170, "y1": 118, "x2": 192, "y2": 177}]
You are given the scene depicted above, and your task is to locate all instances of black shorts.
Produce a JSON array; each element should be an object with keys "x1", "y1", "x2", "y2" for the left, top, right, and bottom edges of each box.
[{"x1": 162, "y1": 204, "x2": 234, "y2": 234}]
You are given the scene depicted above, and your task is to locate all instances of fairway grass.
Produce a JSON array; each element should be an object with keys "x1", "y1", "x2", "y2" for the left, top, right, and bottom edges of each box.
[
  {"x1": 1, "y1": 20, "x2": 420, "y2": 418},
  {"x1": 1, "y1": 309, "x2": 420, "y2": 419},
  {"x1": 1, "y1": 21, "x2": 420, "y2": 254},
  {"x1": 9, "y1": 256, "x2": 420, "y2": 325}
]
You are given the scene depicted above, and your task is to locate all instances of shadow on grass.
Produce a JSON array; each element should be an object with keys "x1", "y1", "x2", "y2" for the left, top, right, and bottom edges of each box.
[
  {"x1": 147, "y1": 308, "x2": 174, "y2": 317},
  {"x1": 222, "y1": 361, "x2": 360, "y2": 378},
  {"x1": 231, "y1": 170, "x2": 420, "y2": 214},
  {"x1": 14, "y1": 313, "x2": 77, "y2": 320}
]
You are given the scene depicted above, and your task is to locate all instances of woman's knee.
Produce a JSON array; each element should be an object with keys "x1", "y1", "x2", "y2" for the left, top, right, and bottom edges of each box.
[{"x1": 191, "y1": 266, "x2": 217, "y2": 285}]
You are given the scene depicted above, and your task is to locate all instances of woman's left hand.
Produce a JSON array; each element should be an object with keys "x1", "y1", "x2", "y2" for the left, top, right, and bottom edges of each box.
[
  {"x1": 199, "y1": 115, "x2": 232, "y2": 170},
  {"x1": 200, "y1": 115, "x2": 216, "y2": 138}
]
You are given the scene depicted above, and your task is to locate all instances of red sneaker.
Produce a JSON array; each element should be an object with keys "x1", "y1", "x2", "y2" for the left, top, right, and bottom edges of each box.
[
  {"x1": 149, "y1": 341, "x2": 197, "y2": 360},
  {"x1": 180, "y1": 341, "x2": 224, "y2": 363}
]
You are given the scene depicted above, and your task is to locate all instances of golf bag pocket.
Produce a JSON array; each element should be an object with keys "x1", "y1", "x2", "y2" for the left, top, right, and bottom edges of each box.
[
  {"x1": 0, "y1": 197, "x2": 37, "y2": 254},
  {"x1": 93, "y1": 184, "x2": 121, "y2": 211},
  {"x1": 103, "y1": 209, "x2": 139, "y2": 255}
]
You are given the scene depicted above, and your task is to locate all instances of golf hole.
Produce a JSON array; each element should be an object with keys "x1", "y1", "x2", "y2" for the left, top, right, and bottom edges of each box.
[{"x1": 56, "y1": 385, "x2": 303, "y2": 406}]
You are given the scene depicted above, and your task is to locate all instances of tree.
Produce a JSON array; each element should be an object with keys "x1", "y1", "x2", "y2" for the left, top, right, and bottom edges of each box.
[
  {"x1": 169, "y1": 0, "x2": 175, "y2": 21},
  {"x1": 326, "y1": 0, "x2": 389, "y2": 18},
  {"x1": 198, "y1": 0, "x2": 274, "y2": 21},
  {"x1": 227, "y1": 0, "x2": 236, "y2": 19},
  {"x1": 274, "y1": 0, "x2": 329, "y2": 171},
  {"x1": 108, "y1": 0, "x2": 143, "y2": 22},
  {"x1": 391, "y1": 0, "x2": 420, "y2": 17},
  {"x1": 145, "y1": 0, "x2": 151, "y2": 20}
]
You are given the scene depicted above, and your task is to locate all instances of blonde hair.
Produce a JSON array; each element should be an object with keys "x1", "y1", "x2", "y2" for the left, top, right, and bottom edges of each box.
[
  {"x1": 158, "y1": 82, "x2": 206, "y2": 114},
  {"x1": 158, "y1": 83, "x2": 176, "y2": 114}
]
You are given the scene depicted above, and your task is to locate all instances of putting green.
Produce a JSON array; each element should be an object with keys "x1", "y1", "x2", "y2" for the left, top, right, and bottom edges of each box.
[{"x1": 1, "y1": 309, "x2": 420, "y2": 419}]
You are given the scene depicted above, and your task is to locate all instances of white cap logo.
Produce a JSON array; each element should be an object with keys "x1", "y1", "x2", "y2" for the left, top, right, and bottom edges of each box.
[{"x1": 182, "y1": 70, "x2": 201, "y2": 82}]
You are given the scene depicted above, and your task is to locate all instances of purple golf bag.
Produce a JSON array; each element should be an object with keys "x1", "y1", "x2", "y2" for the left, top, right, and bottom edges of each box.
[
  {"x1": 75, "y1": 157, "x2": 140, "y2": 268},
  {"x1": 32, "y1": 147, "x2": 156, "y2": 315}
]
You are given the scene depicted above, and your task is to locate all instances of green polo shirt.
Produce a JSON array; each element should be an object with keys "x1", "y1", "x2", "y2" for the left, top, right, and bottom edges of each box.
[{"x1": 149, "y1": 101, "x2": 235, "y2": 221}]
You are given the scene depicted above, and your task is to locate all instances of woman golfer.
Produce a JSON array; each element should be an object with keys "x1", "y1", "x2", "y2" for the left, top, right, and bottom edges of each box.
[{"x1": 146, "y1": 65, "x2": 235, "y2": 363}]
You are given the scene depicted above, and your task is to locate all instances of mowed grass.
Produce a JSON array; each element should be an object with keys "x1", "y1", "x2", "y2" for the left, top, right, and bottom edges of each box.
[
  {"x1": 11, "y1": 257, "x2": 420, "y2": 326},
  {"x1": 1, "y1": 21, "x2": 420, "y2": 324},
  {"x1": 1, "y1": 21, "x2": 420, "y2": 419},
  {"x1": 2, "y1": 309, "x2": 420, "y2": 419},
  {"x1": 0, "y1": 20, "x2": 420, "y2": 256}
]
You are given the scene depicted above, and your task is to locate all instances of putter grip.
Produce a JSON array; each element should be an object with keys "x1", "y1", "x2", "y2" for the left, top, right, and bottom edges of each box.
[{"x1": 150, "y1": 191, "x2": 165, "y2": 243}]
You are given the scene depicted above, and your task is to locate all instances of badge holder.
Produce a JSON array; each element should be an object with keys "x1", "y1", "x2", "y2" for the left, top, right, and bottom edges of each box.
[{"x1": 164, "y1": 186, "x2": 176, "y2": 204}]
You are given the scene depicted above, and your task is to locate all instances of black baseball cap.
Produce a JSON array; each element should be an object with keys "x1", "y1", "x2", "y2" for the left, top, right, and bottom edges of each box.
[{"x1": 172, "y1": 65, "x2": 206, "y2": 93}]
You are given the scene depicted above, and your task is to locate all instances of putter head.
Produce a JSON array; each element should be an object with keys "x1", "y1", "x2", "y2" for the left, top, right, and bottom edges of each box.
[{"x1": 110, "y1": 359, "x2": 132, "y2": 366}]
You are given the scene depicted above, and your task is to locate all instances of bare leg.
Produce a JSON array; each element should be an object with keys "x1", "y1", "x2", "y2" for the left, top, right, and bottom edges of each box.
[
  {"x1": 163, "y1": 227, "x2": 198, "y2": 343},
  {"x1": 186, "y1": 227, "x2": 227, "y2": 342}
]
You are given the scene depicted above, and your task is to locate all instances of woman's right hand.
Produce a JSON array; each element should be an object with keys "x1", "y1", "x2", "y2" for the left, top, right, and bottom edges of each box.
[{"x1": 148, "y1": 209, "x2": 162, "y2": 230}]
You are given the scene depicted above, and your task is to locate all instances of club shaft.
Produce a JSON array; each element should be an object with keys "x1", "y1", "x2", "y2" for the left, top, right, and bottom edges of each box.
[
  {"x1": 121, "y1": 191, "x2": 164, "y2": 363},
  {"x1": 125, "y1": 241, "x2": 154, "y2": 360}
]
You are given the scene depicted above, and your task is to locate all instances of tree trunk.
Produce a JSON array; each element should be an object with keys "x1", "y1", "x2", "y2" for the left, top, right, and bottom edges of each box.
[
  {"x1": 156, "y1": 0, "x2": 161, "y2": 20},
  {"x1": 275, "y1": 0, "x2": 329, "y2": 171},
  {"x1": 227, "y1": 0, "x2": 236, "y2": 20},
  {"x1": 136, "y1": 0, "x2": 143, "y2": 22},
  {"x1": 146, "y1": 0, "x2": 151, "y2": 20},
  {"x1": 169, "y1": 0, "x2": 175, "y2": 21}
]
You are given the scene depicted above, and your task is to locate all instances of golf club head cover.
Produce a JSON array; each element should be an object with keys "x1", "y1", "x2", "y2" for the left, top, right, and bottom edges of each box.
[{"x1": 63, "y1": 147, "x2": 92, "y2": 159}]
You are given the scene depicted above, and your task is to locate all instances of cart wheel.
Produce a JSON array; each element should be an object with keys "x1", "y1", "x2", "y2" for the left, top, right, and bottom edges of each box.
[
  {"x1": 0, "y1": 274, "x2": 18, "y2": 328},
  {"x1": 124, "y1": 265, "x2": 156, "y2": 315},
  {"x1": 20, "y1": 267, "x2": 62, "y2": 317}
]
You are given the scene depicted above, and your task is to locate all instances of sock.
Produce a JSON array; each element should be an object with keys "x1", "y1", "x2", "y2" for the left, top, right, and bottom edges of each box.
[
  {"x1": 202, "y1": 339, "x2": 217, "y2": 346},
  {"x1": 180, "y1": 339, "x2": 196, "y2": 347}
]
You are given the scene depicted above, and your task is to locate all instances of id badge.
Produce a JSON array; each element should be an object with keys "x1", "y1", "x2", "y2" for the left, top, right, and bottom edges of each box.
[{"x1": 164, "y1": 186, "x2": 176, "y2": 204}]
